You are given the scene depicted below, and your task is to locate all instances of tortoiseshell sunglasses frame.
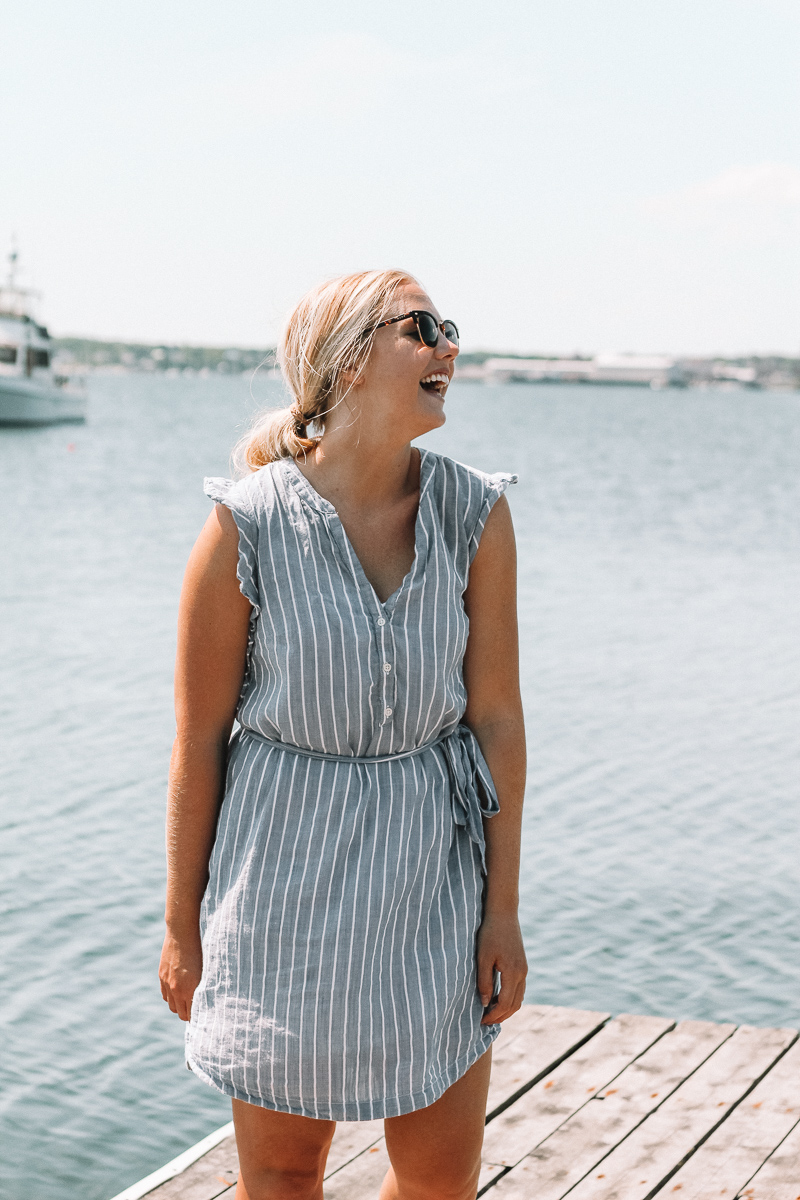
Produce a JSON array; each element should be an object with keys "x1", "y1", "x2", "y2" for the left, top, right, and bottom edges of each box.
[{"x1": 365, "y1": 310, "x2": 459, "y2": 348}]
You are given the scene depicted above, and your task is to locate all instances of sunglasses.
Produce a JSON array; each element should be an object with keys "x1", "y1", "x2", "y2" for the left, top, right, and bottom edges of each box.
[{"x1": 367, "y1": 310, "x2": 459, "y2": 348}]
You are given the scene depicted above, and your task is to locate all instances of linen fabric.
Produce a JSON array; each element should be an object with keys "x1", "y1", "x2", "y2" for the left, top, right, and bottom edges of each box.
[{"x1": 185, "y1": 449, "x2": 517, "y2": 1120}]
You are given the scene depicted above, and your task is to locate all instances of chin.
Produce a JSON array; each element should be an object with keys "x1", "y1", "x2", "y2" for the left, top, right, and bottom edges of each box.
[
  {"x1": 420, "y1": 402, "x2": 446, "y2": 433},
  {"x1": 408, "y1": 410, "x2": 445, "y2": 441}
]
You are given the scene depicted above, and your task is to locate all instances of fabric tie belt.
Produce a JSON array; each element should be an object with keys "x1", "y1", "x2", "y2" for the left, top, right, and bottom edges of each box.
[{"x1": 237, "y1": 723, "x2": 500, "y2": 873}]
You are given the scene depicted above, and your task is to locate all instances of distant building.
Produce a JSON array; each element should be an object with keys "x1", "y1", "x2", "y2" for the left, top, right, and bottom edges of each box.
[
  {"x1": 478, "y1": 354, "x2": 680, "y2": 388},
  {"x1": 711, "y1": 363, "x2": 757, "y2": 384}
]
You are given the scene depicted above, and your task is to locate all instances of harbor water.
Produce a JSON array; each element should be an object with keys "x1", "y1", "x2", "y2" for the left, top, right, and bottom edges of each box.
[{"x1": 1, "y1": 374, "x2": 798, "y2": 1199}]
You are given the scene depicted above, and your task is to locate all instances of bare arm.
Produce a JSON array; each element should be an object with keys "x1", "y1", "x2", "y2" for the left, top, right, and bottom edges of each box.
[
  {"x1": 158, "y1": 503, "x2": 252, "y2": 1020},
  {"x1": 462, "y1": 494, "x2": 528, "y2": 1025}
]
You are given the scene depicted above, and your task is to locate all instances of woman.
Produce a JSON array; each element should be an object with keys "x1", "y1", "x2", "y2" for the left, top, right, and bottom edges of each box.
[{"x1": 159, "y1": 269, "x2": 527, "y2": 1200}]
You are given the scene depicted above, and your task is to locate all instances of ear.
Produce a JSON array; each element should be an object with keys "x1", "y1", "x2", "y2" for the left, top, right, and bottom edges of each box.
[{"x1": 339, "y1": 365, "x2": 365, "y2": 388}]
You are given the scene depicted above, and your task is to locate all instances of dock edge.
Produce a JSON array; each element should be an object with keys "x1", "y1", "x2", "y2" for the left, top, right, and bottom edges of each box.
[{"x1": 107, "y1": 1121, "x2": 234, "y2": 1200}]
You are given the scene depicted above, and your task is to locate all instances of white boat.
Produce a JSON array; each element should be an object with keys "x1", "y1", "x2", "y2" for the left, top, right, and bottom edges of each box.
[{"x1": 0, "y1": 250, "x2": 87, "y2": 425}]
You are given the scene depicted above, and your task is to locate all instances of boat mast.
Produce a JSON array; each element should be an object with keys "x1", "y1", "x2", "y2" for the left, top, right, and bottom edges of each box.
[
  {"x1": 0, "y1": 241, "x2": 40, "y2": 320},
  {"x1": 7, "y1": 241, "x2": 18, "y2": 291}
]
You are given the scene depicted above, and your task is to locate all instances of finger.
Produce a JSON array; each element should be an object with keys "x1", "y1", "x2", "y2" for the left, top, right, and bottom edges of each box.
[
  {"x1": 480, "y1": 980, "x2": 505, "y2": 1025},
  {"x1": 505, "y1": 979, "x2": 526, "y2": 1018},
  {"x1": 495, "y1": 978, "x2": 527, "y2": 1024},
  {"x1": 476, "y1": 956, "x2": 497, "y2": 1009},
  {"x1": 171, "y1": 988, "x2": 190, "y2": 1021},
  {"x1": 489, "y1": 979, "x2": 520, "y2": 1017},
  {"x1": 481, "y1": 973, "x2": 522, "y2": 1024}
]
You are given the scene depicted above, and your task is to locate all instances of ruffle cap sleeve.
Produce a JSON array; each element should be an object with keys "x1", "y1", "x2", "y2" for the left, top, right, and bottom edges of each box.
[
  {"x1": 468, "y1": 470, "x2": 518, "y2": 563},
  {"x1": 204, "y1": 477, "x2": 260, "y2": 612}
]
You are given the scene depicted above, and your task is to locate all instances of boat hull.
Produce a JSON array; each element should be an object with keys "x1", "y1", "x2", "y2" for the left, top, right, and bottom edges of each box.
[{"x1": 0, "y1": 377, "x2": 87, "y2": 425}]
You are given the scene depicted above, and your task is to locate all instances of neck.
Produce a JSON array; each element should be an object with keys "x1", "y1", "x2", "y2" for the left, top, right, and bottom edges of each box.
[{"x1": 301, "y1": 409, "x2": 419, "y2": 508}]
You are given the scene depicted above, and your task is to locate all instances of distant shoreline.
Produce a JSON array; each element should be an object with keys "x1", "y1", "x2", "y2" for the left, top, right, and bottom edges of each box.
[{"x1": 53, "y1": 337, "x2": 800, "y2": 391}]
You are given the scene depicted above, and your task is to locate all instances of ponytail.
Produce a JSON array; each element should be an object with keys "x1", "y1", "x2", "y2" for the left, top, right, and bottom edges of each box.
[{"x1": 233, "y1": 403, "x2": 318, "y2": 472}]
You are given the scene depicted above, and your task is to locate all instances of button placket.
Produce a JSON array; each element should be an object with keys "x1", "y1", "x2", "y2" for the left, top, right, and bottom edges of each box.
[{"x1": 376, "y1": 610, "x2": 396, "y2": 723}]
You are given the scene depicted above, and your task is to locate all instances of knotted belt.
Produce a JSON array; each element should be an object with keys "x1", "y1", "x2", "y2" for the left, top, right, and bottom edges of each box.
[{"x1": 237, "y1": 722, "x2": 500, "y2": 873}]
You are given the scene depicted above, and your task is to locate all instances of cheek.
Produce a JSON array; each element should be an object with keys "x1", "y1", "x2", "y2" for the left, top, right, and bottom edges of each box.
[
  {"x1": 382, "y1": 348, "x2": 427, "y2": 392},
  {"x1": 363, "y1": 336, "x2": 432, "y2": 403}
]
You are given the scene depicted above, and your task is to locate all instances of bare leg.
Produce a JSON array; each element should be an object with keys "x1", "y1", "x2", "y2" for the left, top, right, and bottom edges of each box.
[
  {"x1": 231, "y1": 1099, "x2": 336, "y2": 1200},
  {"x1": 379, "y1": 1046, "x2": 492, "y2": 1200}
]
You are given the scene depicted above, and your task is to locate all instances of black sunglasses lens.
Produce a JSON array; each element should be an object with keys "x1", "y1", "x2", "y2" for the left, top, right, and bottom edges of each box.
[
  {"x1": 442, "y1": 320, "x2": 459, "y2": 346},
  {"x1": 416, "y1": 313, "x2": 440, "y2": 347}
]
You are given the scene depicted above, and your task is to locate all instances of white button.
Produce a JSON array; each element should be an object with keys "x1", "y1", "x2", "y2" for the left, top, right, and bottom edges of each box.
[
  {"x1": 377, "y1": 617, "x2": 386, "y2": 627},
  {"x1": 383, "y1": 662, "x2": 392, "y2": 673},
  {"x1": 385, "y1": 707, "x2": 393, "y2": 717}
]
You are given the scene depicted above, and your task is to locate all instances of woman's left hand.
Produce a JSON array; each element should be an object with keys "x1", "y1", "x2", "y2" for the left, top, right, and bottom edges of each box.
[{"x1": 476, "y1": 910, "x2": 528, "y2": 1025}]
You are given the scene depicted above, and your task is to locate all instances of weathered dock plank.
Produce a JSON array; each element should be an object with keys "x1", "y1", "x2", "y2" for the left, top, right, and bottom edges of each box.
[
  {"x1": 479, "y1": 1013, "x2": 674, "y2": 1187},
  {"x1": 661, "y1": 1036, "x2": 800, "y2": 1199},
  {"x1": 147, "y1": 1137, "x2": 238, "y2": 1200},
  {"x1": 108, "y1": 1124, "x2": 236, "y2": 1200},
  {"x1": 565, "y1": 1023, "x2": 797, "y2": 1200},
  {"x1": 488, "y1": 1019, "x2": 736, "y2": 1200},
  {"x1": 485, "y1": 1004, "x2": 610, "y2": 1119},
  {"x1": 324, "y1": 1117, "x2": 385, "y2": 1176},
  {"x1": 325, "y1": 1142, "x2": 392, "y2": 1199},
  {"x1": 111, "y1": 1006, "x2": 800, "y2": 1200},
  {"x1": 737, "y1": 1116, "x2": 800, "y2": 1199}
]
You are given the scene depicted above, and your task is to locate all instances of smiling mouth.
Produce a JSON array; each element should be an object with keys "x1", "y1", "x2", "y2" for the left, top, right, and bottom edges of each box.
[{"x1": 420, "y1": 373, "x2": 450, "y2": 397}]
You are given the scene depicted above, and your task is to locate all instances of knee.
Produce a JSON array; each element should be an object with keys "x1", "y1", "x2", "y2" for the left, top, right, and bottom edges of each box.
[
  {"x1": 410, "y1": 1186, "x2": 475, "y2": 1200},
  {"x1": 239, "y1": 1164, "x2": 324, "y2": 1200},
  {"x1": 431, "y1": 1181, "x2": 478, "y2": 1200},
  {"x1": 392, "y1": 1164, "x2": 480, "y2": 1200}
]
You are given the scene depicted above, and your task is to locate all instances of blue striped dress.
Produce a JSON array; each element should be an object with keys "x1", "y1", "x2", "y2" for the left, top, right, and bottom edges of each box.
[{"x1": 185, "y1": 448, "x2": 517, "y2": 1120}]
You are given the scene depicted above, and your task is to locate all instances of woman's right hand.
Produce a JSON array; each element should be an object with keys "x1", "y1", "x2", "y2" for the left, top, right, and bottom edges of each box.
[{"x1": 159, "y1": 928, "x2": 203, "y2": 1022}]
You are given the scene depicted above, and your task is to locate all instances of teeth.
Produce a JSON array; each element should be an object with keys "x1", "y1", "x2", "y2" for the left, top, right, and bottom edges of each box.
[{"x1": 421, "y1": 373, "x2": 449, "y2": 386}]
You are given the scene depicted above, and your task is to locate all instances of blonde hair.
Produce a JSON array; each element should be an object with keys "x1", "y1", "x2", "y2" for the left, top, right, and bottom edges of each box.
[{"x1": 234, "y1": 268, "x2": 417, "y2": 472}]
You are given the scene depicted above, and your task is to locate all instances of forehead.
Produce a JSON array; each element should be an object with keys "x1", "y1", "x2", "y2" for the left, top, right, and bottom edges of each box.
[{"x1": 390, "y1": 283, "x2": 439, "y2": 320}]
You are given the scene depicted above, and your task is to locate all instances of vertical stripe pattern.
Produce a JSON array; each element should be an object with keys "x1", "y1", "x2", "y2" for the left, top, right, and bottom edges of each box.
[{"x1": 185, "y1": 450, "x2": 517, "y2": 1120}]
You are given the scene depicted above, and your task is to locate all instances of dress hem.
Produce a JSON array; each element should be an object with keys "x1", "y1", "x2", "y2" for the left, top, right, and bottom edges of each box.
[{"x1": 185, "y1": 1024, "x2": 501, "y2": 1122}]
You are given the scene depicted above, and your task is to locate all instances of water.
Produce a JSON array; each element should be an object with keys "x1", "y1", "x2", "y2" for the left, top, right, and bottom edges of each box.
[{"x1": 1, "y1": 375, "x2": 798, "y2": 1199}]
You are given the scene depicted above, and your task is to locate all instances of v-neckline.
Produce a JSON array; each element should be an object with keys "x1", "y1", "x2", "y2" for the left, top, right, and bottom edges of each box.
[{"x1": 283, "y1": 448, "x2": 435, "y2": 613}]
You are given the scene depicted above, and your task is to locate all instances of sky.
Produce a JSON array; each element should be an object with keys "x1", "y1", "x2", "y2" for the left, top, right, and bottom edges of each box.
[{"x1": 3, "y1": 0, "x2": 800, "y2": 355}]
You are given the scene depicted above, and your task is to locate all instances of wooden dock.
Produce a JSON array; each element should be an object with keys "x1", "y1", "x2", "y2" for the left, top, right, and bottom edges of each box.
[{"x1": 111, "y1": 1004, "x2": 800, "y2": 1200}]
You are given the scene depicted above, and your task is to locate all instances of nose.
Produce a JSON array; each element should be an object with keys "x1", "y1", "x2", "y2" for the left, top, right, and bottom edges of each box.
[{"x1": 435, "y1": 330, "x2": 459, "y2": 360}]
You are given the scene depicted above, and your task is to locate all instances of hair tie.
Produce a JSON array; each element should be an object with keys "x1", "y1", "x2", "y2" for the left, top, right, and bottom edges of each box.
[{"x1": 289, "y1": 404, "x2": 306, "y2": 429}]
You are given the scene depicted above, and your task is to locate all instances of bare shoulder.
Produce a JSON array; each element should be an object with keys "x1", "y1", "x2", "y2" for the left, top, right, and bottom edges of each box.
[
  {"x1": 469, "y1": 494, "x2": 516, "y2": 576},
  {"x1": 464, "y1": 494, "x2": 517, "y2": 625},
  {"x1": 183, "y1": 504, "x2": 248, "y2": 602},
  {"x1": 202, "y1": 502, "x2": 239, "y2": 549},
  {"x1": 175, "y1": 503, "x2": 252, "y2": 734}
]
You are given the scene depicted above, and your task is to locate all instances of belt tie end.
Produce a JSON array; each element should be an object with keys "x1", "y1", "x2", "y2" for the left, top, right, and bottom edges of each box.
[{"x1": 438, "y1": 724, "x2": 500, "y2": 875}]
